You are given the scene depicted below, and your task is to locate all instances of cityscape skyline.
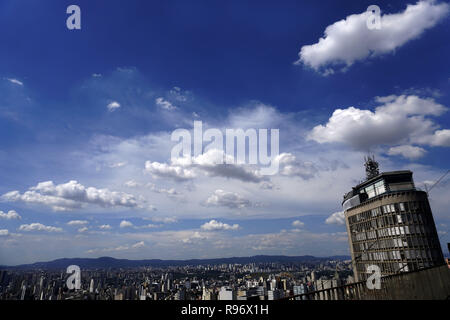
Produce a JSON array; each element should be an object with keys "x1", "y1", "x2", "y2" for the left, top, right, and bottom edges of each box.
[
  {"x1": 1, "y1": 0, "x2": 450, "y2": 267},
  {"x1": 0, "y1": 257, "x2": 356, "y2": 300}
]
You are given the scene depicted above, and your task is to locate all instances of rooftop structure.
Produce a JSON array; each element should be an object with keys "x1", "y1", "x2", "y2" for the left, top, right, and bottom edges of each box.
[{"x1": 342, "y1": 159, "x2": 444, "y2": 282}]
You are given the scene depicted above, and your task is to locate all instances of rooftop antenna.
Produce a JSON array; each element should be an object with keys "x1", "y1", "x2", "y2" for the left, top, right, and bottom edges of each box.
[{"x1": 364, "y1": 154, "x2": 379, "y2": 180}]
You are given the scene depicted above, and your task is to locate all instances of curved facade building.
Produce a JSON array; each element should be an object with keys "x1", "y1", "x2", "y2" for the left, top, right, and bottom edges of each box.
[{"x1": 343, "y1": 163, "x2": 444, "y2": 282}]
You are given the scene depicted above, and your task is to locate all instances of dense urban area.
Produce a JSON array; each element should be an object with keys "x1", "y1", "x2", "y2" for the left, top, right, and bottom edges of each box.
[{"x1": 0, "y1": 259, "x2": 354, "y2": 300}]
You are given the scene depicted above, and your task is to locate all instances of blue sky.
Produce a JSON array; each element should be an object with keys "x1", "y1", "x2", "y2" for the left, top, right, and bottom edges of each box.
[{"x1": 0, "y1": 0, "x2": 449, "y2": 265}]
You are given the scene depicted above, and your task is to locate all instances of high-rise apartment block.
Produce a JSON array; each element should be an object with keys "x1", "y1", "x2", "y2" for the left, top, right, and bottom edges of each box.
[{"x1": 343, "y1": 157, "x2": 444, "y2": 281}]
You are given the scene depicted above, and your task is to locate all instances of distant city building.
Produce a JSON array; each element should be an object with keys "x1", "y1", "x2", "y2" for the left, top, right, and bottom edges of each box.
[
  {"x1": 218, "y1": 286, "x2": 235, "y2": 300},
  {"x1": 202, "y1": 287, "x2": 216, "y2": 300},
  {"x1": 236, "y1": 289, "x2": 247, "y2": 300},
  {"x1": 0, "y1": 258, "x2": 356, "y2": 301},
  {"x1": 293, "y1": 284, "x2": 307, "y2": 300},
  {"x1": 343, "y1": 157, "x2": 445, "y2": 281},
  {"x1": 267, "y1": 289, "x2": 282, "y2": 300}
]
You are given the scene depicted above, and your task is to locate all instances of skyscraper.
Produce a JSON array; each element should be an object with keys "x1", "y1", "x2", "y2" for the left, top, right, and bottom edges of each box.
[{"x1": 343, "y1": 157, "x2": 444, "y2": 281}]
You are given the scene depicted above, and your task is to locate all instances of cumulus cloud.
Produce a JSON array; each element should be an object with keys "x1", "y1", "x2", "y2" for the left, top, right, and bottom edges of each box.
[
  {"x1": 1, "y1": 180, "x2": 139, "y2": 211},
  {"x1": 107, "y1": 101, "x2": 121, "y2": 111},
  {"x1": 67, "y1": 220, "x2": 89, "y2": 226},
  {"x1": 415, "y1": 129, "x2": 450, "y2": 147},
  {"x1": 78, "y1": 226, "x2": 89, "y2": 233},
  {"x1": 204, "y1": 189, "x2": 251, "y2": 209},
  {"x1": 308, "y1": 95, "x2": 448, "y2": 150},
  {"x1": 145, "y1": 161, "x2": 196, "y2": 181},
  {"x1": 200, "y1": 219, "x2": 240, "y2": 231},
  {"x1": 182, "y1": 231, "x2": 207, "y2": 244},
  {"x1": 155, "y1": 97, "x2": 177, "y2": 110},
  {"x1": 189, "y1": 149, "x2": 264, "y2": 183},
  {"x1": 292, "y1": 220, "x2": 305, "y2": 228},
  {"x1": 0, "y1": 229, "x2": 9, "y2": 236},
  {"x1": 388, "y1": 145, "x2": 427, "y2": 159},
  {"x1": 119, "y1": 220, "x2": 133, "y2": 228},
  {"x1": 296, "y1": 0, "x2": 449, "y2": 74},
  {"x1": 275, "y1": 153, "x2": 318, "y2": 179},
  {"x1": 0, "y1": 210, "x2": 22, "y2": 220},
  {"x1": 149, "y1": 149, "x2": 264, "y2": 183},
  {"x1": 325, "y1": 211, "x2": 346, "y2": 225},
  {"x1": 19, "y1": 223, "x2": 63, "y2": 233},
  {"x1": 99, "y1": 224, "x2": 112, "y2": 230}
]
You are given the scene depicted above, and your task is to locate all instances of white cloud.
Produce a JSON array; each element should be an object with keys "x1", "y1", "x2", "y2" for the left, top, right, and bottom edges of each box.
[
  {"x1": 67, "y1": 220, "x2": 89, "y2": 226},
  {"x1": 388, "y1": 145, "x2": 427, "y2": 159},
  {"x1": 204, "y1": 189, "x2": 251, "y2": 209},
  {"x1": 119, "y1": 220, "x2": 134, "y2": 228},
  {"x1": 99, "y1": 224, "x2": 112, "y2": 230},
  {"x1": 182, "y1": 231, "x2": 207, "y2": 244},
  {"x1": 19, "y1": 223, "x2": 63, "y2": 233},
  {"x1": 124, "y1": 180, "x2": 140, "y2": 188},
  {"x1": 146, "y1": 217, "x2": 178, "y2": 224},
  {"x1": 6, "y1": 78, "x2": 23, "y2": 86},
  {"x1": 0, "y1": 229, "x2": 9, "y2": 236},
  {"x1": 131, "y1": 241, "x2": 145, "y2": 248},
  {"x1": 107, "y1": 101, "x2": 121, "y2": 112},
  {"x1": 137, "y1": 223, "x2": 161, "y2": 229},
  {"x1": 78, "y1": 227, "x2": 89, "y2": 233},
  {"x1": 155, "y1": 97, "x2": 177, "y2": 110},
  {"x1": 189, "y1": 149, "x2": 264, "y2": 183},
  {"x1": 125, "y1": 180, "x2": 180, "y2": 196},
  {"x1": 2, "y1": 180, "x2": 139, "y2": 211},
  {"x1": 415, "y1": 129, "x2": 450, "y2": 147},
  {"x1": 87, "y1": 242, "x2": 142, "y2": 253},
  {"x1": 325, "y1": 211, "x2": 345, "y2": 225},
  {"x1": 146, "y1": 183, "x2": 180, "y2": 196},
  {"x1": 308, "y1": 95, "x2": 448, "y2": 150},
  {"x1": 108, "y1": 161, "x2": 127, "y2": 168},
  {"x1": 154, "y1": 148, "x2": 264, "y2": 183},
  {"x1": 169, "y1": 86, "x2": 190, "y2": 102},
  {"x1": 275, "y1": 153, "x2": 318, "y2": 179},
  {"x1": 296, "y1": 0, "x2": 449, "y2": 74},
  {"x1": 200, "y1": 219, "x2": 240, "y2": 231},
  {"x1": 145, "y1": 161, "x2": 196, "y2": 181},
  {"x1": 0, "y1": 210, "x2": 22, "y2": 220},
  {"x1": 292, "y1": 220, "x2": 305, "y2": 228}
]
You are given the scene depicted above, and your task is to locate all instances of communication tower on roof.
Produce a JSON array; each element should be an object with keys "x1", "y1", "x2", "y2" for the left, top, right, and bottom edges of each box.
[{"x1": 364, "y1": 155, "x2": 379, "y2": 180}]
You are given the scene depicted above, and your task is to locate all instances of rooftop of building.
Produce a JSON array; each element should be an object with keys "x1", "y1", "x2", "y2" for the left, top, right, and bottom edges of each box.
[{"x1": 353, "y1": 170, "x2": 413, "y2": 190}]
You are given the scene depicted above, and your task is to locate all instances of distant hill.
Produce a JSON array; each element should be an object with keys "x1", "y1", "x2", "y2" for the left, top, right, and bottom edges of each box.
[{"x1": 0, "y1": 255, "x2": 351, "y2": 270}]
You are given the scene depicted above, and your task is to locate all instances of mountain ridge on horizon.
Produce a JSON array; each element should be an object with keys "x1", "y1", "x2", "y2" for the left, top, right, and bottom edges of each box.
[{"x1": 0, "y1": 254, "x2": 351, "y2": 270}]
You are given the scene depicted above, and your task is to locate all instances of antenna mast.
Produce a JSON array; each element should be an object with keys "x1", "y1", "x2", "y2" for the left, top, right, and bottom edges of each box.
[{"x1": 364, "y1": 155, "x2": 380, "y2": 180}]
